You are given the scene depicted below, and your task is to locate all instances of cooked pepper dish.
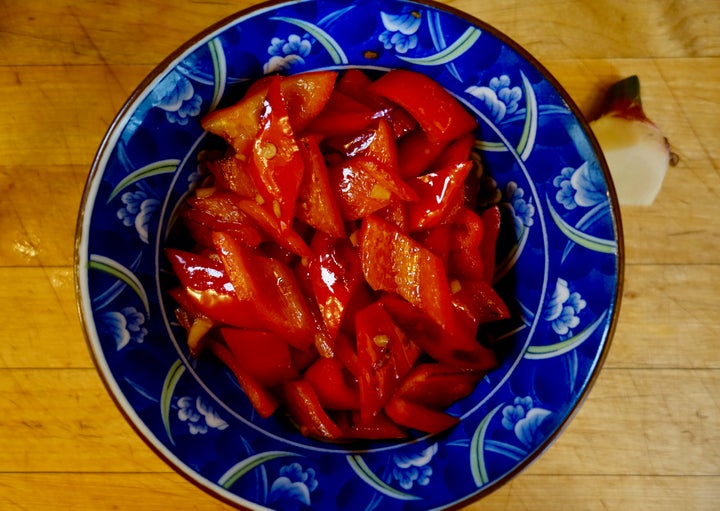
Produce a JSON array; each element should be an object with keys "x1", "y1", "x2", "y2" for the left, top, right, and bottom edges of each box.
[{"x1": 166, "y1": 69, "x2": 510, "y2": 440}]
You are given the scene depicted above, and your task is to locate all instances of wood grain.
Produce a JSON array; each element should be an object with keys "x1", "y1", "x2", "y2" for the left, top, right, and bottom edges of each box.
[{"x1": 1, "y1": 0, "x2": 718, "y2": 509}]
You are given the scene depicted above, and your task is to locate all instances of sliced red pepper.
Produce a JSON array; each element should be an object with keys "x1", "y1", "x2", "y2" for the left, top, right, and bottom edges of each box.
[
  {"x1": 181, "y1": 207, "x2": 264, "y2": 250},
  {"x1": 220, "y1": 328, "x2": 299, "y2": 388},
  {"x1": 479, "y1": 205, "x2": 502, "y2": 283},
  {"x1": 384, "y1": 396, "x2": 459, "y2": 434},
  {"x1": 413, "y1": 223, "x2": 451, "y2": 267},
  {"x1": 451, "y1": 279, "x2": 510, "y2": 332},
  {"x1": 377, "y1": 292, "x2": 496, "y2": 371},
  {"x1": 375, "y1": 200, "x2": 408, "y2": 232},
  {"x1": 308, "y1": 231, "x2": 365, "y2": 341},
  {"x1": 335, "y1": 69, "x2": 416, "y2": 138},
  {"x1": 165, "y1": 248, "x2": 265, "y2": 329},
  {"x1": 355, "y1": 301, "x2": 421, "y2": 423},
  {"x1": 405, "y1": 160, "x2": 472, "y2": 232},
  {"x1": 303, "y1": 357, "x2": 360, "y2": 410},
  {"x1": 305, "y1": 89, "x2": 378, "y2": 137},
  {"x1": 295, "y1": 134, "x2": 346, "y2": 239},
  {"x1": 209, "y1": 341, "x2": 279, "y2": 419},
  {"x1": 204, "y1": 155, "x2": 257, "y2": 198},
  {"x1": 447, "y1": 207, "x2": 486, "y2": 281},
  {"x1": 396, "y1": 363, "x2": 484, "y2": 409},
  {"x1": 334, "y1": 330, "x2": 361, "y2": 379},
  {"x1": 202, "y1": 71, "x2": 337, "y2": 154},
  {"x1": 328, "y1": 118, "x2": 399, "y2": 172},
  {"x1": 367, "y1": 69, "x2": 477, "y2": 144},
  {"x1": 428, "y1": 131, "x2": 477, "y2": 172},
  {"x1": 282, "y1": 380, "x2": 343, "y2": 439},
  {"x1": 396, "y1": 127, "x2": 450, "y2": 179},
  {"x1": 359, "y1": 215, "x2": 454, "y2": 330},
  {"x1": 292, "y1": 260, "x2": 335, "y2": 358},
  {"x1": 212, "y1": 231, "x2": 315, "y2": 350},
  {"x1": 234, "y1": 197, "x2": 312, "y2": 259},
  {"x1": 248, "y1": 74, "x2": 305, "y2": 229}
]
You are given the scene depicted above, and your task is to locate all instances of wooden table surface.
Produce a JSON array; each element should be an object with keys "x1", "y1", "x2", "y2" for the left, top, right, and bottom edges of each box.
[{"x1": 1, "y1": 1, "x2": 718, "y2": 509}]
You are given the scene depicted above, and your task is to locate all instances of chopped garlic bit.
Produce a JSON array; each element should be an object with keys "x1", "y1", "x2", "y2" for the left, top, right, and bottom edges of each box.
[
  {"x1": 373, "y1": 334, "x2": 390, "y2": 348},
  {"x1": 255, "y1": 194, "x2": 265, "y2": 205},
  {"x1": 195, "y1": 187, "x2": 216, "y2": 198},
  {"x1": 272, "y1": 199, "x2": 282, "y2": 218},
  {"x1": 450, "y1": 279, "x2": 462, "y2": 294},
  {"x1": 370, "y1": 183, "x2": 392, "y2": 201},
  {"x1": 261, "y1": 142, "x2": 277, "y2": 160}
]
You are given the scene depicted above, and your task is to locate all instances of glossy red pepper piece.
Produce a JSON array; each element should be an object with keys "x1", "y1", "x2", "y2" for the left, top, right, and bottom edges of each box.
[
  {"x1": 165, "y1": 248, "x2": 265, "y2": 330},
  {"x1": 479, "y1": 205, "x2": 502, "y2": 283},
  {"x1": 367, "y1": 69, "x2": 477, "y2": 144},
  {"x1": 396, "y1": 127, "x2": 450, "y2": 179},
  {"x1": 303, "y1": 357, "x2": 360, "y2": 410},
  {"x1": 447, "y1": 207, "x2": 486, "y2": 281},
  {"x1": 396, "y1": 363, "x2": 484, "y2": 409},
  {"x1": 209, "y1": 341, "x2": 279, "y2": 419},
  {"x1": 248, "y1": 74, "x2": 305, "y2": 230},
  {"x1": 359, "y1": 215, "x2": 454, "y2": 330},
  {"x1": 295, "y1": 134, "x2": 346, "y2": 239},
  {"x1": 282, "y1": 380, "x2": 343, "y2": 439},
  {"x1": 405, "y1": 160, "x2": 472, "y2": 232},
  {"x1": 212, "y1": 231, "x2": 315, "y2": 350},
  {"x1": 202, "y1": 71, "x2": 337, "y2": 154},
  {"x1": 340, "y1": 410, "x2": 407, "y2": 440},
  {"x1": 384, "y1": 396, "x2": 459, "y2": 434},
  {"x1": 220, "y1": 328, "x2": 299, "y2": 388},
  {"x1": 355, "y1": 301, "x2": 421, "y2": 423},
  {"x1": 329, "y1": 156, "x2": 418, "y2": 220},
  {"x1": 308, "y1": 231, "x2": 365, "y2": 341}
]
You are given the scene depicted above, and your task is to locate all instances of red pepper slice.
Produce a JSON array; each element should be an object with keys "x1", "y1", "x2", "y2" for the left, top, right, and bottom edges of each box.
[
  {"x1": 396, "y1": 127, "x2": 450, "y2": 179},
  {"x1": 202, "y1": 71, "x2": 337, "y2": 154},
  {"x1": 282, "y1": 380, "x2": 343, "y2": 439},
  {"x1": 384, "y1": 396, "x2": 459, "y2": 434},
  {"x1": 303, "y1": 357, "x2": 360, "y2": 410},
  {"x1": 367, "y1": 69, "x2": 477, "y2": 144},
  {"x1": 451, "y1": 279, "x2": 510, "y2": 332},
  {"x1": 165, "y1": 248, "x2": 265, "y2": 329},
  {"x1": 447, "y1": 207, "x2": 486, "y2": 281},
  {"x1": 479, "y1": 205, "x2": 502, "y2": 283},
  {"x1": 295, "y1": 134, "x2": 346, "y2": 239},
  {"x1": 248, "y1": 74, "x2": 305, "y2": 230},
  {"x1": 209, "y1": 341, "x2": 279, "y2": 419},
  {"x1": 396, "y1": 363, "x2": 484, "y2": 409},
  {"x1": 212, "y1": 231, "x2": 315, "y2": 350},
  {"x1": 405, "y1": 160, "x2": 472, "y2": 232},
  {"x1": 428, "y1": 131, "x2": 477, "y2": 172},
  {"x1": 355, "y1": 301, "x2": 422, "y2": 422},
  {"x1": 359, "y1": 215, "x2": 454, "y2": 330},
  {"x1": 328, "y1": 156, "x2": 417, "y2": 220},
  {"x1": 220, "y1": 328, "x2": 299, "y2": 388},
  {"x1": 308, "y1": 231, "x2": 365, "y2": 341},
  {"x1": 234, "y1": 197, "x2": 312, "y2": 259},
  {"x1": 180, "y1": 207, "x2": 263, "y2": 251},
  {"x1": 204, "y1": 155, "x2": 257, "y2": 198}
]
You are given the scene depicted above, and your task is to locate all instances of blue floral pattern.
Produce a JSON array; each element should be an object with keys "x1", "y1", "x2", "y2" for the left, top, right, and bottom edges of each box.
[
  {"x1": 501, "y1": 396, "x2": 552, "y2": 448},
  {"x1": 268, "y1": 462, "x2": 319, "y2": 509},
  {"x1": 77, "y1": 1, "x2": 622, "y2": 510},
  {"x1": 151, "y1": 70, "x2": 203, "y2": 125},
  {"x1": 379, "y1": 11, "x2": 422, "y2": 53},
  {"x1": 466, "y1": 75, "x2": 522, "y2": 123},
  {"x1": 264, "y1": 34, "x2": 313, "y2": 73},
  {"x1": 177, "y1": 395, "x2": 229, "y2": 435},
  {"x1": 97, "y1": 306, "x2": 147, "y2": 351},
  {"x1": 391, "y1": 444, "x2": 437, "y2": 490},
  {"x1": 553, "y1": 161, "x2": 609, "y2": 210}
]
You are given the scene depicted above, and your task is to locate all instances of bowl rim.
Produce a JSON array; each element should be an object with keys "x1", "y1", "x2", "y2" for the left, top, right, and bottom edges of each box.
[{"x1": 74, "y1": 0, "x2": 625, "y2": 509}]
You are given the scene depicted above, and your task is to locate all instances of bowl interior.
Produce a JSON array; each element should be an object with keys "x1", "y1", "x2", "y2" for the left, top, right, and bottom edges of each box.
[{"x1": 76, "y1": 1, "x2": 622, "y2": 509}]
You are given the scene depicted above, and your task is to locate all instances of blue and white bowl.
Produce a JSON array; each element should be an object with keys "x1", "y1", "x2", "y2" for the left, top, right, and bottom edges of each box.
[{"x1": 75, "y1": 1, "x2": 623, "y2": 509}]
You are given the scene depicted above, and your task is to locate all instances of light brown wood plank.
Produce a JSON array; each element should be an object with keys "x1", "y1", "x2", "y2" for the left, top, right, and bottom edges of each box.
[
  {"x1": 1, "y1": 368, "x2": 717, "y2": 476},
  {"x1": 0, "y1": 268, "x2": 93, "y2": 368},
  {"x1": 606, "y1": 264, "x2": 720, "y2": 370},
  {"x1": 0, "y1": 473, "x2": 716, "y2": 511}
]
